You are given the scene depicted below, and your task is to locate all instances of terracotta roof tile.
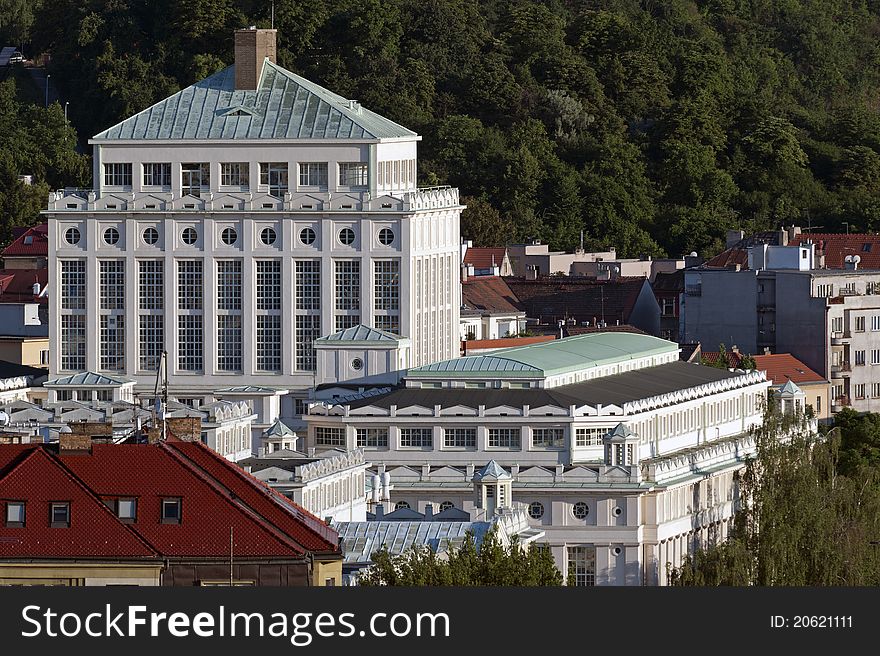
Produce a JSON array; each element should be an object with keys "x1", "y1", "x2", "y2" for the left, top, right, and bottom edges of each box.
[
  {"x1": 790, "y1": 233, "x2": 880, "y2": 269},
  {"x1": 504, "y1": 276, "x2": 646, "y2": 325},
  {"x1": 1, "y1": 224, "x2": 48, "y2": 257},
  {"x1": 752, "y1": 353, "x2": 825, "y2": 385},
  {"x1": 463, "y1": 248, "x2": 506, "y2": 269},
  {"x1": 462, "y1": 276, "x2": 523, "y2": 314}
]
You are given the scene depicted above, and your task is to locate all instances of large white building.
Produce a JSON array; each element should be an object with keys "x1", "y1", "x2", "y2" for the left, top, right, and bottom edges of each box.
[
  {"x1": 44, "y1": 28, "x2": 462, "y2": 421},
  {"x1": 303, "y1": 332, "x2": 775, "y2": 585}
]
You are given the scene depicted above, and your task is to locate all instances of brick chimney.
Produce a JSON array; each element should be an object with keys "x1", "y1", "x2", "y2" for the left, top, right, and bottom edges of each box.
[{"x1": 234, "y1": 28, "x2": 277, "y2": 91}]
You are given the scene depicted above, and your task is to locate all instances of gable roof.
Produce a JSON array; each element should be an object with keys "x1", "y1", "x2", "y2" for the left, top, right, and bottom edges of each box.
[
  {"x1": 1, "y1": 224, "x2": 48, "y2": 257},
  {"x1": 462, "y1": 276, "x2": 523, "y2": 315},
  {"x1": 315, "y1": 324, "x2": 404, "y2": 344},
  {"x1": 0, "y1": 268, "x2": 48, "y2": 304},
  {"x1": 698, "y1": 352, "x2": 825, "y2": 386},
  {"x1": 45, "y1": 372, "x2": 134, "y2": 387},
  {"x1": 789, "y1": 233, "x2": 880, "y2": 269},
  {"x1": 463, "y1": 248, "x2": 507, "y2": 269},
  {"x1": 92, "y1": 60, "x2": 416, "y2": 142},
  {"x1": 503, "y1": 276, "x2": 648, "y2": 325}
]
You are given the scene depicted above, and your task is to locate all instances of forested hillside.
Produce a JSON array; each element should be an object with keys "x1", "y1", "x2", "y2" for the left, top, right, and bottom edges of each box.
[{"x1": 5, "y1": 0, "x2": 880, "y2": 257}]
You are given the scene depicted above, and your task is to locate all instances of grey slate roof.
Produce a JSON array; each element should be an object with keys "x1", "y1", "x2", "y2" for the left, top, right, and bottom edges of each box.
[
  {"x1": 473, "y1": 460, "x2": 511, "y2": 481},
  {"x1": 345, "y1": 361, "x2": 744, "y2": 410},
  {"x1": 45, "y1": 372, "x2": 133, "y2": 386},
  {"x1": 315, "y1": 324, "x2": 403, "y2": 343},
  {"x1": 92, "y1": 60, "x2": 417, "y2": 141},
  {"x1": 262, "y1": 418, "x2": 296, "y2": 438}
]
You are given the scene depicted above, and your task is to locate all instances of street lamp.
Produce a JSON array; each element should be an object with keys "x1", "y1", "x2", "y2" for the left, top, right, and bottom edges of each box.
[
  {"x1": 45, "y1": 73, "x2": 50, "y2": 107},
  {"x1": 64, "y1": 101, "x2": 69, "y2": 121}
]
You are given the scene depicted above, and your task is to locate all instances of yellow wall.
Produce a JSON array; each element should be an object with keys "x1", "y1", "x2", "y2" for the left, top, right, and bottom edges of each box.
[
  {"x1": 0, "y1": 338, "x2": 49, "y2": 369},
  {"x1": 312, "y1": 558, "x2": 343, "y2": 586},
  {"x1": 0, "y1": 563, "x2": 162, "y2": 586},
  {"x1": 802, "y1": 382, "x2": 831, "y2": 420}
]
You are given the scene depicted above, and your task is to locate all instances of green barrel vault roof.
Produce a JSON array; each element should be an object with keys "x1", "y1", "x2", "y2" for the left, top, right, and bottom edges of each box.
[
  {"x1": 92, "y1": 60, "x2": 417, "y2": 142},
  {"x1": 407, "y1": 332, "x2": 679, "y2": 378}
]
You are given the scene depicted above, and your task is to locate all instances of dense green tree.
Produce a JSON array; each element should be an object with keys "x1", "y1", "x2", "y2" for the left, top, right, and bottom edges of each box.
[{"x1": 358, "y1": 528, "x2": 563, "y2": 586}]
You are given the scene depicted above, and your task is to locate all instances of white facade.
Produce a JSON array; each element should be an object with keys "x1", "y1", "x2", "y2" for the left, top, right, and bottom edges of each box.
[{"x1": 44, "y1": 32, "x2": 462, "y2": 419}]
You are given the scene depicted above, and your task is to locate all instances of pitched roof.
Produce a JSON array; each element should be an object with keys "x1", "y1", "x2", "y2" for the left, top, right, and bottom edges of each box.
[
  {"x1": 92, "y1": 60, "x2": 416, "y2": 142},
  {"x1": 0, "y1": 441, "x2": 340, "y2": 560},
  {"x1": 473, "y1": 460, "x2": 511, "y2": 481},
  {"x1": 461, "y1": 336, "x2": 556, "y2": 353},
  {"x1": 46, "y1": 372, "x2": 134, "y2": 387},
  {"x1": 752, "y1": 353, "x2": 825, "y2": 385},
  {"x1": 789, "y1": 233, "x2": 880, "y2": 269},
  {"x1": 334, "y1": 520, "x2": 491, "y2": 564},
  {"x1": 0, "y1": 359, "x2": 48, "y2": 380},
  {"x1": 462, "y1": 276, "x2": 523, "y2": 315},
  {"x1": 463, "y1": 248, "x2": 507, "y2": 269},
  {"x1": 778, "y1": 380, "x2": 802, "y2": 395},
  {"x1": 652, "y1": 269, "x2": 685, "y2": 293},
  {"x1": 0, "y1": 268, "x2": 48, "y2": 303},
  {"x1": 315, "y1": 324, "x2": 403, "y2": 343},
  {"x1": 504, "y1": 276, "x2": 647, "y2": 325},
  {"x1": 263, "y1": 418, "x2": 296, "y2": 438},
  {"x1": 1, "y1": 224, "x2": 48, "y2": 257}
]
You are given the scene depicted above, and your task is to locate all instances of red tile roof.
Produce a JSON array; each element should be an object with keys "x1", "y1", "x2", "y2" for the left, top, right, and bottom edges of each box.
[
  {"x1": 699, "y1": 352, "x2": 825, "y2": 385},
  {"x1": 461, "y1": 336, "x2": 555, "y2": 353},
  {"x1": 504, "y1": 276, "x2": 646, "y2": 325},
  {"x1": 462, "y1": 276, "x2": 523, "y2": 314},
  {"x1": 0, "y1": 440, "x2": 340, "y2": 561},
  {"x1": 463, "y1": 248, "x2": 507, "y2": 269},
  {"x1": 789, "y1": 233, "x2": 880, "y2": 269},
  {"x1": 2, "y1": 224, "x2": 48, "y2": 257},
  {"x1": 0, "y1": 268, "x2": 48, "y2": 303}
]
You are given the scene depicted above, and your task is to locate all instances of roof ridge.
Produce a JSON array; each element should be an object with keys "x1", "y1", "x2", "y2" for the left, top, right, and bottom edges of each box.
[
  {"x1": 166, "y1": 440, "x2": 338, "y2": 551},
  {"x1": 24, "y1": 447, "x2": 160, "y2": 556}
]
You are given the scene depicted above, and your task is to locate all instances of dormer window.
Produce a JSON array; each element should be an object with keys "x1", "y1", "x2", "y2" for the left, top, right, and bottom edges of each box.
[
  {"x1": 5, "y1": 501, "x2": 25, "y2": 527},
  {"x1": 161, "y1": 498, "x2": 182, "y2": 524},
  {"x1": 117, "y1": 498, "x2": 137, "y2": 522},
  {"x1": 50, "y1": 502, "x2": 70, "y2": 528}
]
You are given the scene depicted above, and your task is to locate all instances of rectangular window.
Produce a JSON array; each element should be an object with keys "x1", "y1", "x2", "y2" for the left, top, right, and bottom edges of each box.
[
  {"x1": 567, "y1": 546, "x2": 596, "y2": 587},
  {"x1": 856, "y1": 316, "x2": 866, "y2": 332},
  {"x1": 856, "y1": 350, "x2": 866, "y2": 366},
  {"x1": 60, "y1": 260, "x2": 86, "y2": 310},
  {"x1": 295, "y1": 315, "x2": 320, "y2": 371},
  {"x1": 117, "y1": 498, "x2": 137, "y2": 522},
  {"x1": 335, "y1": 315, "x2": 361, "y2": 332},
  {"x1": 99, "y1": 260, "x2": 125, "y2": 310},
  {"x1": 400, "y1": 428, "x2": 432, "y2": 448},
  {"x1": 338, "y1": 162, "x2": 368, "y2": 187},
  {"x1": 5, "y1": 501, "x2": 25, "y2": 527},
  {"x1": 316, "y1": 427, "x2": 346, "y2": 447},
  {"x1": 142, "y1": 162, "x2": 171, "y2": 187},
  {"x1": 50, "y1": 502, "x2": 70, "y2": 528},
  {"x1": 296, "y1": 261, "x2": 321, "y2": 310},
  {"x1": 374, "y1": 260, "x2": 400, "y2": 311},
  {"x1": 298, "y1": 162, "x2": 328, "y2": 188},
  {"x1": 220, "y1": 162, "x2": 249, "y2": 188},
  {"x1": 335, "y1": 260, "x2": 360, "y2": 310},
  {"x1": 260, "y1": 162, "x2": 289, "y2": 196},
  {"x1": 178, "y1": 315, "x2": 203, "y2": 371},
  {"x1": 661, "y1": 298, "x2": 675, "y2": 316},
  {"x1": 161, "y1": 498, "x2": 182, "y2": 524},
  {"x1": 103, "y1": 163, "x2": 132, "y2": 187},
  {"x1": 832, "y1": 316, "x2": 843, "y2": 333},
  {"x1": 532, "y1": 428, "x2": 565, "y2": 448},
  {"x1": 217, "y1": 260, "x2": 242, "y2": 311},
  {"x1": 373, "y1": 315, "x2": 400, "y2": 335},
  {"x1": 181, "y1": 163, "x2": 210, "y2": 196},
  {"x1": 488, "y1": 428, "x2": 521, "y2": 448},
  {"x1": 443, "y1": 428, "x2": 476, "y2": 448},
  {"x1": 138, "y1": 260, "x2": 163, "y2": 310},
  {"x1": 61, "y1": 315, "x2": 86, "y2": 370},
  {"x1": 138, "y1": 315, "x2": 163, "y2": 371},
  {"x1": 217, "y1": 315, "x2": 242, "y2": 372},
  {"x1": 873, "y1": 383, "x2": 880, "y2": 398},
  {"x1": 855, "y1": 383, "x2": 866, "y2": 399},
  {"x1": 177, "y1": 261, "x2": 203, "y2": 310},
  {"x1": 356, "y1": 428, "x2": 389, "y2": 448},
  {"x1": 873, "y1": 316, "x2": 880, "y2": 332},
  {"x1": 575, "y1": 427, "x2": 609, "y2": 447},
  {"x1": 873, "y1": 349, "x2": 880, "y2": 365},
  {"x1": 100, "y1": 315, "x2": 125, "y2": 371},
  {"x1": 256, "y1": 315, "x2": 282, "y2": 372},
  {"x1": 256, "y1": 260, "x2": 281, "y2": 310}
]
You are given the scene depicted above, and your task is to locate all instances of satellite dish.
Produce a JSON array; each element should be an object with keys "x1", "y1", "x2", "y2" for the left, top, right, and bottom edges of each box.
[
  {"x1": 0, "y1": 410, "x2": 8, "y2": 426},
  {"x1": 854, "y1": 255, "x2": 861, "y2": 264},
  {"x1": 689, "y1": 251, "x2": 698, "y2": 258},
  {"x1": 845, "y1": 255, "x2": 853, "y2": 262}
]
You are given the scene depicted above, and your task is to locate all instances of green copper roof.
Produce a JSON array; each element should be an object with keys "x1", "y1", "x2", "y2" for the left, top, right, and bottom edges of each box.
[
  {"x1": 315, "y1": 324, "x2": 403, "y2": 343},
  {"x1": 92, "y1": 60, "x2": 417, "y2": 141},
  {"x1": 408, "y1": 332, "x2": 678, "y2": 379}
]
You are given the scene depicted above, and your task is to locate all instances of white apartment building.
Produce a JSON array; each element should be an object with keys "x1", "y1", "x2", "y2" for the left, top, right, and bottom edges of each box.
[
  {"x1": 44, "y1": 28, "x2": 462, "y2": 420},
  {"x1": 303, "y1": 332, "x2": 773, "y2": 585}
]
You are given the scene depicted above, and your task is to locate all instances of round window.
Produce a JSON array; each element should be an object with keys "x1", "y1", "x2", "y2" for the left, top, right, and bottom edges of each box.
[
  {"x1": 300, "y1": 227, "x2": 316, "y2": 245},
  {"x1": 339, "y1": 227, "x2": 355, "y2": 245},
  {"x1": 439, "y1": 501, "x2": 454, "y2": 512},
  {"x1": 528, "y1": 501, "x2": 544, "y2": 519},
  {"x1": 103, "y1": 227, "x2": 120, "y2": 245},
  {"x1": 573, "y1": 502, "x2": 589, "y2": 519},
  {"x1": 64, "y1": 227, "x2": 81, "y2": 245},
  {"x1": 143, "y1": 227, "x2": 159, "y2": 245},
  {"x1": 394, "y1": 501, "x2": 410, "y2": 510},
  {"x1": 613, "y1": 506, "x2": 623, "y2": 517},
  {"x1": 612, "y1": 546, "x2": 623, "y2": 556},
  {"x1": 181, "y1": 227, "x2": 198, "y2": 245},
  {"x1": 351, "y1": 357, "x2": 364, "y2": 371},
  {"x1": 260, "y1": 227, "x2": 277, "y2": 245},
  {"x1": 378, "y1": 227, "x2": 394, "y2": 246},
  {"x1": 221, "y1": 227, "x2": 237, "y2": 245}
]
